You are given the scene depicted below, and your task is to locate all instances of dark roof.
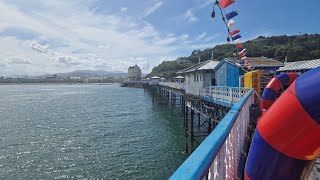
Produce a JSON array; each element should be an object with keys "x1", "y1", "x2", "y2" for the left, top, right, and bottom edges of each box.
[
  {"x1": 229, "y1": 57, "x2": 284, "y2": 68},
  {"x1": 177, "y1": 60, "x2": 220, "y2": 74}
]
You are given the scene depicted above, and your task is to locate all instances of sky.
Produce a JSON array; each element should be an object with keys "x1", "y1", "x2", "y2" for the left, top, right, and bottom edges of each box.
[{"x1": 0, "y1": 0, "x2": 319, "y2": 76}]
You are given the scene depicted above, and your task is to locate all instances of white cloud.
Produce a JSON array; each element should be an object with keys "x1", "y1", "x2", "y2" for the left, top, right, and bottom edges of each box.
[
  {"x1": 0, "y1": 0, "x2": 216, "y2": 76},
  {"x1": 143, "y1": 1, "x2": 164, "y2": 17},
  {"x1": 182, "y1": 9, "x2": 198, "y2": 23},
  {"x1": 4, "y1": 56, "x2": 31, "y2": 64},
  {"x1": 196, "y1": 32, "x2": 207, "y2": 41},
  {"x1": 120, "y1": 7, "x2": 128, "y2": 12},
  {"x1": 53, "y1": 55, "x2": 80, "y2": 66},
  {"x1": 30, "y1": 41, "x2": 50, "y2": 53}
]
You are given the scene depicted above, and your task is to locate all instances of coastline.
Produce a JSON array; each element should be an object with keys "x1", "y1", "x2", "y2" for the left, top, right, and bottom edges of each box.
[{"x1": 0, "y1": 82, "x2": 116, "y2": 85}]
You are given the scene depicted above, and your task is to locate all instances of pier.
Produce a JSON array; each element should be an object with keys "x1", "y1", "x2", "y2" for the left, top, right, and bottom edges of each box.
[
  {"x1": 142, "y1": 60, "x2": 320, "y2": 179},
  {"x1": 144, "y1": 82, "x2": 256, "y2": 158}
]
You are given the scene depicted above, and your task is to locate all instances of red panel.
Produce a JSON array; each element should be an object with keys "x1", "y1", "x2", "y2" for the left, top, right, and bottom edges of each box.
[
  {"x1": 287, "y1": 73, "x2": 299, "y2": 83},
  {"x1": 265, "y1": 78, "x2": 283, "y2": 92},
  {"x1": 219, "y1": 0, "x2": 235, "y2": 8},
  {"x1": 260, "y1": 99, "x2": 273, "y2": 110},
  {"x1": 244, "y1": 171, "x2": 251, "y2": 180},
  {"x1": 258, "y1": 83, "x2": 320, "y2": 160}
]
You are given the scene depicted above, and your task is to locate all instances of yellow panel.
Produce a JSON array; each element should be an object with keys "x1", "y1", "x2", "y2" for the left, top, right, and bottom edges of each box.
[{"x1": 244, "y1": 70, "x2": 262, "y2": 102}]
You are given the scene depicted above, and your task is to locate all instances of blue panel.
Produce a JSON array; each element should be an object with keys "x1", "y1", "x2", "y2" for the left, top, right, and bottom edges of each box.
[
  {"x1": 227, "y1": 63, "x2": 239, "y2": 87},
  {"x1": 245, "y1": 130, "x2": 308, "y2": 180},
  {"x1": 276, "y1": 73, "x2": 289, "y2": 85},
  {"x1": 170, "y1": 90, "x2": 254, "y2": 180},
  {"x1": 215, "y1": 62, "x2": 227, "y2": 86},
  {"x1": 295, "y1": 66, "x2": 320, "y2": 124},
  {"x1": 261, "y1": 88, "x2": 277, "y2": 101}
]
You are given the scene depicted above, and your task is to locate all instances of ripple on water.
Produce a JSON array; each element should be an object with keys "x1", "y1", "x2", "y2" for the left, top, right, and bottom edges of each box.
[{"x1": 0, "y1": 85, "x2": 186, "y2": 179}]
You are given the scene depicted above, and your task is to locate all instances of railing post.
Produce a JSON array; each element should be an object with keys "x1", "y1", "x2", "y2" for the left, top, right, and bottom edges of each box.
[{"x1": 230, "y1": 88, "x2": 233, "y2": 103}]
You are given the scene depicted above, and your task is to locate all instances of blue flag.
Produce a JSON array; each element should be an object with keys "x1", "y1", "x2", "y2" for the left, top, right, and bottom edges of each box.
[
  {"x1": 226, "y1": 11, "x2": 238, "y2": 20},
  {"x1": 232, "y1": 34, "x2": 241, "y2": 41}
]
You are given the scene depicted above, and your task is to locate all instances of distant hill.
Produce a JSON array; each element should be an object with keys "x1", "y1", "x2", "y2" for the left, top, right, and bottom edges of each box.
[
  {"x1": 148, "y1": 34, "x2": 320, "y2": 78},
  {"x1": 38, "y1": 70, "x2": 127, "y2": 78}
]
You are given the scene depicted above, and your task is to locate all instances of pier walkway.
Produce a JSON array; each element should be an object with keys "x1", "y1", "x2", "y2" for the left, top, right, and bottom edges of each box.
[{"x1": 159, "y1": 82, "x2": 185, "y2": 91}]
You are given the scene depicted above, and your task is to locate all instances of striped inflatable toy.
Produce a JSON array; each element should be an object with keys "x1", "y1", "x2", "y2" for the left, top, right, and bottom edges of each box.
[
  {"x1": 260, "y1": 72, "x2": 298, "y2": 110},
  {"x1": 245, "y1": 67, "x2": 320, "y2": 179}
]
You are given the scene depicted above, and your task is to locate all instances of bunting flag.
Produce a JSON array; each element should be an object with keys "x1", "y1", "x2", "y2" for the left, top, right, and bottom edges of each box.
[
  {"x1": 231, "y1": 34, "x2": 241, "y2": 41},
  {"x1": 227, "y1": 20, "x2": 235, "y2": 28},
  {"x1": 220, "y1": 0, "x2": 236, "y2": 8},
  {"x1": 240, "y1": 48, "x2": 246, "y2": 53},
  {"x1": 241, "y1": 56, "x2": 248, "y2": 61},
  {"x1": 239, "y1": 51, "x2": 246, "y2": 57},
  {"x1": 238, "y1": 47, "x2": 244, "y2": 52},
  {"x1": 236, "y1": 43, "x2": 244, "y2": 49},
  {"x1": 230, "y1": 29, "x2": 240, "y2": 36},
  {"x1": 226, "y1": 11, "x2": 238, "y2": 20},
  {"x1": 209, "y1": 0, "x2": 251, "y2": 70}
]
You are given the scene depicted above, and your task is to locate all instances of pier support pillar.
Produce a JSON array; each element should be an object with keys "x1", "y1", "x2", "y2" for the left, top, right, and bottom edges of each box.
[
  {"x1": 208, "y1": 117, "x2": 212, "y2": 134},
  {"x1": 197, "y1": 112, "x2": 201, "y2": 129},
  {"x1": 184, "y1": 106, "x2": 189, "y2": 153},
  {"x1": 191, "y1": 109, "x2": 194, "y2": 140}
]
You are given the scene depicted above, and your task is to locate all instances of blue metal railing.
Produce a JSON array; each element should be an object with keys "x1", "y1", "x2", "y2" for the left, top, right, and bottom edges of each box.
[{"x1": 170, "y1": 89, "x2": 254, "y2": 180}]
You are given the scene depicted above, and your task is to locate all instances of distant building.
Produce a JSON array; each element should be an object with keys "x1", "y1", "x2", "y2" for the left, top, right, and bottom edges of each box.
[
  {"x1": 215, "y1": 57, "x2": 284, "y2": 88},
  {"x1": 229, "y1": 57, "x2": 284, "y2": 74},
  {"x1": 177, "y1": 60, "x2": 220, "y2": 97},
  {"x1": 214, "y1": 59, "x2": 244, "y2": 87},
  {"x1": 277, "y1": 59, "x2": 320, "y2": 73},
  {"x1": 149, "y1": 76, "x2": 161, "y2": 85},
  {"x1": 128, "y1": 65, "x2": 142, "y2": 81}
]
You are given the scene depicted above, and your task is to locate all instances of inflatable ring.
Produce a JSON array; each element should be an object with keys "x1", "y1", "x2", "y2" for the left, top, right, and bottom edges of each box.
[{"x1": 260, "y1": 72, "x2": 298, "y2": 110}]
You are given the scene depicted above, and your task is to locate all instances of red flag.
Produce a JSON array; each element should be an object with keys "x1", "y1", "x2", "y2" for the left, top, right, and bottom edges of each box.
[
  {"x1": 236, "y1": 43, "x2": 244, "y2": 49},
  {"x1": 220, "y1": 0, "x2": 235, "y2": 8},
  {"x1": 239, "y1": 51, "x2": 246, "y2": 57},
  {"x1": 230, "y1": 29, "x2": 240, "y2": 36}
]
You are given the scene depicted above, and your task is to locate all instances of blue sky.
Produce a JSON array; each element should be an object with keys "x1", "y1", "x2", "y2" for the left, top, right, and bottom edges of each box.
[{"x1": 0, "y1": 0, "x2": 319, "y2": 76}]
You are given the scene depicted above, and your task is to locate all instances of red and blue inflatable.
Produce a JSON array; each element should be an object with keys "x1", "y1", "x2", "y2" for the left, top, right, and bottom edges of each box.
[
  {"x1": 260, "y1": 72, "x2": 298, "y2": 110},
  {"x1": 245, "y1": 67, "x2": 320, "y2": 179}
]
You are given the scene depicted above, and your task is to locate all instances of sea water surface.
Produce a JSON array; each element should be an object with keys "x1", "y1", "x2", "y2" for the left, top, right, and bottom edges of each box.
[{"x1": 0, "y1": 84, "x2": 186, "y2": 179}]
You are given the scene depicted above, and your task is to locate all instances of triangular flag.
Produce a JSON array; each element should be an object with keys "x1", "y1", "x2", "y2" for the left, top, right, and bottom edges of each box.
[
  {"x1": 220, "y1": 0, "x2": 236, "y2": 8},
  {"x1": 226, "y1": 11, "x2": 238, "y2": 20},
  {"x1": 227, "y1": 20, "x2": 235, "y2": 28},
  {"x1": 235, "y1": 39, "x2": 241, "y2": 44},
  {"x1": 230, "y1": 29, "x2": 240, "y2": 36},
  {"x1": 232, "y1": 34, "x2": 241, "y2": 41}
]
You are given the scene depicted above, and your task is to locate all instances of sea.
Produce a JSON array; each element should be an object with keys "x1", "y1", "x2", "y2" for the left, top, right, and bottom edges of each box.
[{"x1": 0, "y1": 84, "x2": 186, "y2": 179}]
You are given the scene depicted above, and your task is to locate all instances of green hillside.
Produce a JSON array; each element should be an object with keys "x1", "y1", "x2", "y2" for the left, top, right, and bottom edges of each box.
[{"x1": 148, "y1": 34, "x2": 320, "y2": 78}]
